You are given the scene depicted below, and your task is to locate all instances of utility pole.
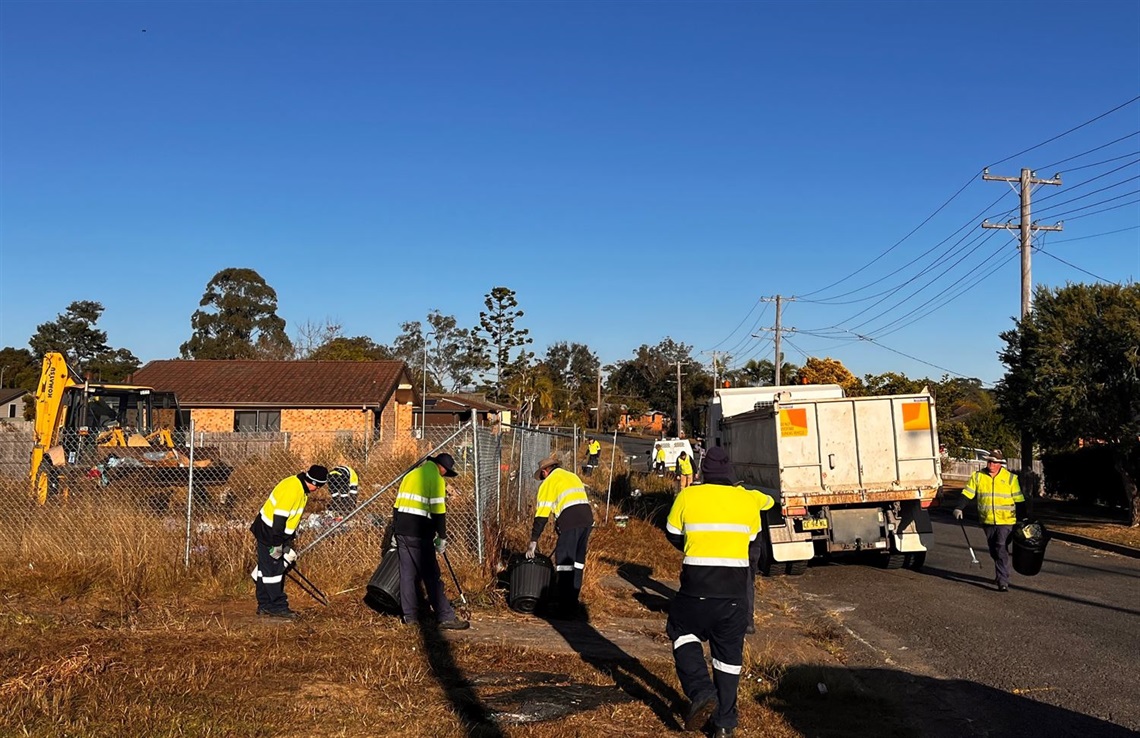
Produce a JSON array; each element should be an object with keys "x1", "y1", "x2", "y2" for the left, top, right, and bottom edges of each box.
[
  {"x1": 982, "y1": 167, "x2": 1062, "y2": 481},
  {"x1": 982, "y1": 167, "x2": 1063, "y2": 317},
  {"x1": 757, "y1": 295, "x2": 793, "y2": 385},
  {"x1": 673, "y1": 360, "x2": 687, "y2": 437},
  {"x1": 596, "y1": 368, "x2": 602, "y2": 432}
]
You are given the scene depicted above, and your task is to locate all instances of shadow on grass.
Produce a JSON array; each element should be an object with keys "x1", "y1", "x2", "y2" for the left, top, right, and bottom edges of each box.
[
  {"x1": 607, "y1": 559, "x2": 676, "y2": 613},
  {"x1": 762, "y1": 665, "x2": 1137, "y2": 738},
  {"x1": 540, "y1": 604, "x2": 683, "y2": 730},
  {"x1": 418, "y1": 618, "x2": 507, "y2": 738}
]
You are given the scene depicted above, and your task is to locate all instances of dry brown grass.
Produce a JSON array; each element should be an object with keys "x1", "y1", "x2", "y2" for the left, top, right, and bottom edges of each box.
[
  {"x1": 0, "y1": 470, "x2": 916, "y2": 737},
  {"x1": 1048, "y1": 522, "x2": 1140, "y2": 549}
]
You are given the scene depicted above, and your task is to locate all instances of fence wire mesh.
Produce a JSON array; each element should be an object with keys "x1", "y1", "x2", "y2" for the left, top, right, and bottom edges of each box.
[{"x1": 0, "y1": 420, "x2": 500, "y2": 589}]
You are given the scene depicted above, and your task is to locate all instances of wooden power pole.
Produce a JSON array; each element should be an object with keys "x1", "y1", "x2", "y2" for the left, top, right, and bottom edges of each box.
[
  {"x1": 982, "y1": 167, "x2": 1062, "y2": 480},
  {"x1": 757, "y1": 295, "x2": 793, "y2": 385}
]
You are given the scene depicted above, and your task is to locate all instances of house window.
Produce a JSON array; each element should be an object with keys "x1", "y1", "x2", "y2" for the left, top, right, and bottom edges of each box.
[
  {"x1": 7, "y1": 404, "x2": 15, "y2": 419},
  {"x1": 234, "y1": 410, "x2": 281, "y2": 432}
]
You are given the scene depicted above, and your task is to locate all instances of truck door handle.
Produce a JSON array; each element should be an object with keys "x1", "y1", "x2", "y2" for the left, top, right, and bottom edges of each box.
[{"x1": 828, "y1": 454, "x2": 836, "y2": 469}]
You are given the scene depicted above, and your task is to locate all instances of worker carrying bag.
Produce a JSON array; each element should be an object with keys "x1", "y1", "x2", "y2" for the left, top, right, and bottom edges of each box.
[{"x1": 1009, "y1": 519, "x2": 1050, "y2": 577}]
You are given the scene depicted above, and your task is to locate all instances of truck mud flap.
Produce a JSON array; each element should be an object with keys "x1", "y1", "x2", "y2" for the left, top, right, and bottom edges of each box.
[
  {"x1": 892, "y1": 504, "x2": 932, "y2": 553},
  {"x1": 771, "y1": 541, "x2": 814, "y2": 563}
]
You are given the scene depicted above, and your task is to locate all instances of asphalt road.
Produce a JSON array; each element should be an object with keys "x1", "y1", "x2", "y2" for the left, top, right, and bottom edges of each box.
[{"x1": 788, "y1": 513, "x2": 1140, "y2": 737}]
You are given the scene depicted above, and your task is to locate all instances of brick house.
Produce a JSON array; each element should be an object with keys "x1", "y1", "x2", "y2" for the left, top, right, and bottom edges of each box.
[
  {"x1": 129, "y1": 360, "x2": 416, "y2": 440},
  {"x1": 618, "y1": 409, "x2": 667, "y2": 435}
]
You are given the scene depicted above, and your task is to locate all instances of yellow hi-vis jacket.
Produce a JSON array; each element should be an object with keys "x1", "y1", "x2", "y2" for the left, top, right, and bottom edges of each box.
[
  {"x1": 962, "y1": 467, "x2": 1024, "y2": 525},
  {"x1": 666, "y1": 482, "x2": 761, "y2": 598},
  {"x1": 656, "y1": 448, "x2": 666, "y2": 462},
  {"x1": 393, "y1": 461, "x2": 448, "y2": 539},
  {"x1": 676, "y1": 456, "x2": 694, "y2": 476},
  {"x1": 251, "y1": 474, "x2": 309, "y2": 546},
  {"x1": 328, "y1": 465, "x2": 359, "y2": 498},
  {"x1": 531, "y1": 467, "x2": 593, "y2": 540},
  {"x1": 588, "y1": 440, "x2": 601, "y2": 456}
]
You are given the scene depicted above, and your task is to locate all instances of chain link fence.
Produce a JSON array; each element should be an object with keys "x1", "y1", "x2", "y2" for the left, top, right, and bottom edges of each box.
[
  {"x1": 0, "y1": 419, "x2": 638, "y2": 594},
  {"x1": 0, "y1": 420, "x2": 502, "y2": 585}
]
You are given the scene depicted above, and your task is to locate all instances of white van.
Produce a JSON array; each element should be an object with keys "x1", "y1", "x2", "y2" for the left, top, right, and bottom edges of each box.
[{"x1": 649, "y1": 438, "x2": 694, "y2": 472}]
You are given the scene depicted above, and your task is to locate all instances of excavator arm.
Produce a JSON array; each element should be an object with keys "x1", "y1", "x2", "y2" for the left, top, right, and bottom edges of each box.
[{"x1": 30, "y1": 353, "x2": 79, "y2": 504}]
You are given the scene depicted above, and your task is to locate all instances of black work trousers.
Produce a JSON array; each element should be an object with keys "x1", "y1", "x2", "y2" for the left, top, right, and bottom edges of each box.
[
  {"x1": 666, "y1": 593, "x2": 748, "y2": 731},
  {"x1": 253, "y1": 539, "x2": 289, "y2": 613},
  {"x1": 552, "y1": 525, "x2": 591, "y2": 610},
  {"x1": 984, "y1": 524, "x2": 1013, "y2": 587},
  {"x1": 396, "y1": 534, "x2": 457, "y2": 623}
]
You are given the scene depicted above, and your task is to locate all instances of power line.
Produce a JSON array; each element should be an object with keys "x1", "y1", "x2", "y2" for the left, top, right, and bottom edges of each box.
[
  {"x1": 1035, "y1": 130, "x2": 1140, "y2": 171},
  {"x1": 988, "y1": 95, "x2": 1140, "y2": 169},
  {"x1": 1047, "y1": 225, "x2": 1140, "y2": 244},
  {"x1": 1054, "y1": 149, "x2": 1140, "y2": 174},
  {"x1": 1035, "y1": 245, "x2": 1118, "y2": 284},
  {"x1": 1034, "y1": 157, "x2": 1140, "y2": 205},
  {"x1": 703, "y1": 298, "x2": 766, "y2": 352},
  {"x1": 1063, "y1": 197, "x2": 1140, "y2": 221},
  {"x1": 1042, "y1": 190, "x2": 1140, "y2": 220}
]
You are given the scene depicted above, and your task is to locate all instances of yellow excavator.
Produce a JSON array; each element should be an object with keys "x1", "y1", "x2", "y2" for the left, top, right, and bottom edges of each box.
[{"x1": 30, "y1": 352, "x2": 220, "y2": 504}]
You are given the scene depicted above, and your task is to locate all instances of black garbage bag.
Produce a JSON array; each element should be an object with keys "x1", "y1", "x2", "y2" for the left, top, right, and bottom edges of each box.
[{"x1": 1010, "y1": 519, "x2": 1050, "y2": 576}]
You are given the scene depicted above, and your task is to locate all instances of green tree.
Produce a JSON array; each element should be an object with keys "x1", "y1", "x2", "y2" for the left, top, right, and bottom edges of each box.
[
  {"x1": 607, "y1": 338, "x2": 711, "y2": 437},
  {"x1": 996, "y1": 283, "x2": 1140, "y2": 525},
  {"x1": 28, "y1": 301, "x2": 140, "y2": 381},
  {"x1": 392, "y1": 311, "x2": 488, "y2": 393},
  {"x1": 475, "y1": 287, "x2": 532, "y2": 402},
  {"x1": 862, "y1": 371, "x2": 927, "y2": 397},
  {"x1": 309, "y1": 336, "x2": 392, "y2": 362},
  {"x1": 181, "y1": 268, "x2": 293, "y2": 359},
  {"x1": 721, "y1": 356, "x2": 799, "y2": 388},
  {"x1": 0, "y1": 347, "x2": 40, "y2": 391},
  {"x1": 540, "y1": 341, "x2": 600, "y2": 426}
]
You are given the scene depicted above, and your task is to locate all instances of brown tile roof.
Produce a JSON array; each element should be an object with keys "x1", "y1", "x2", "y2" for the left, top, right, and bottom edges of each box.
[
  {"x1": 0, "y1": 388, "x2": 29, "y2": 405},
  {"x1": 429, "y1": 393, "x2": 515, "y2": 413},
  {"x1": 130, "y1": 360, "x2": 411, "y2": 408}
]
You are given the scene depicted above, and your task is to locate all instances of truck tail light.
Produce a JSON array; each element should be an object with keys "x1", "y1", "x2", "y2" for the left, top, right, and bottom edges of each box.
[
  {"x1": 785, "y1": 506, "x2": 808, "y2": 517},
  {"x1": 920, "y1": 499, "x2": 934, "y2": 509}
]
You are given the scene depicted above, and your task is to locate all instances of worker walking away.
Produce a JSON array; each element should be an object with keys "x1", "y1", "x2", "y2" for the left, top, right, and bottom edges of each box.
[
  {"x1": 699, "y1": 450, "x2": 775, "y2": 634},
  {"x1": 393, "y1": 453, "x2": 469, "y2": 629},
  {"x1": 586, "y1": 438, "x2": 601, "y2": 473},
  {"x1": 953, "y1": 449, "x2": 1026, "y2": 592},
  {"x1": 327, "y1": 464, "x2": 359, "y2": 514},
  {"x1": 654, "y1": 443, "x2": 667, "y2": 476},
  {"x1": 665, "y1": 446, "x2": 761, "y2": 737},
  {"x1": 528, "y1": 454, "x2": 594, "y2": 618},
  {"x1": 250, "y1": 464, "x2": 328, "y2": 619},
  {"x1": 675, "y1": 450, "x2": 694, "y2": 491}
]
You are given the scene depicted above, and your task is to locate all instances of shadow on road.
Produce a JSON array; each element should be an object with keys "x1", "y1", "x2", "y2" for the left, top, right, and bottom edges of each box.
[{"x1": 763, "y1": 665, "x2": 1137, "y2": 738}]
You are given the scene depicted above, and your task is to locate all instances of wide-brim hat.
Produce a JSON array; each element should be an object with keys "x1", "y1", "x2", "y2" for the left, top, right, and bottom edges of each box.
[
  {"x1": 429, "y1": 453, "x2": 459, "y2": 477},
  {"x1": 983, "y1": 450, "x2": 1006, "y2": 464},
  {"x1": 534, "y1": 455, "x2": 561, "y2": 481}
]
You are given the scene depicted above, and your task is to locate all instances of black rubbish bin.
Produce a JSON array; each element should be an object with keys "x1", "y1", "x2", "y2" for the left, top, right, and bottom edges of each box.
[
  {"x1": 1010, "y1": 519, "x2": 1050, "y2": 577},
  {"x1": 364, "y1": 550, "x2": 401, "y2": 614},
  {"x1": 508, "y1": 553, "x2": 552, "y2": 614}
]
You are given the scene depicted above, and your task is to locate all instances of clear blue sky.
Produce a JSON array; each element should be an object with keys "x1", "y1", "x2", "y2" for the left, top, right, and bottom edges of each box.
[{"x1": 2, "y1": 1, "x2": 1138, "y2": 386}]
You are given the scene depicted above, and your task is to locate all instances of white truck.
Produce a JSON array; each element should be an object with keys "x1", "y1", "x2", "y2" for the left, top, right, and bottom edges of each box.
[{"x1": 717, "y1": 387, "x2": 941, "y2": 574}]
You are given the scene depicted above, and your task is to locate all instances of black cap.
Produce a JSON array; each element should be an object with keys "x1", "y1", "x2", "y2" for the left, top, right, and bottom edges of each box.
[
  {"x1": 303, "y1": 465, "x2": 329, "y2": 486},
  {"x1": 429, "y1": 453, "x2": 458, "y2": 477}
]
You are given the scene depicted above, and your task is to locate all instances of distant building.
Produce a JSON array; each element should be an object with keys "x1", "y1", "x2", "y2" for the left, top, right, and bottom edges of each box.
[
  {"x1": 618, "y1": 409, "x2": 667, "y2": 435},
  {"x1": 0, "y1": 388, "x2": 28, "y2": 421}
]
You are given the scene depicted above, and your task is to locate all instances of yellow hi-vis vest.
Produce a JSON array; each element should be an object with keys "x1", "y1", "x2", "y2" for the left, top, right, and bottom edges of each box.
[
  {"x1": 535, "y1": 468, "x2": 590, "y2": 520},
  {"x1": 260, "y1": 475, "x2": 309, "y2": 538},
  {"x1": 676, "y1": 456, "x2": 694, "y2": 476},
  {"x1": 656, "y1": 448, "x2": 666, "y2": 462},
  {"x1": 962, "y1": 467, "x2": 1023, "y2": 525},
  {"x1": 394, "y1": 462, "x2": 446, "y2": 519},
  {"x1": 666, "y1": 483, "x2": 760, "y2": 597},
  {"x1": 329, "y1": 465, "x2": 359, "y2": 498},
  {"x1": 588, "y1": 440, "x2": 601, "y2": 455}
]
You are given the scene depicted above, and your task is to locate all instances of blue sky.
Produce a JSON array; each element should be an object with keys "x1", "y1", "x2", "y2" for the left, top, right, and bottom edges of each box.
[{"x1": 2, "y1": 0, "x2": 1137, "y2": 386}]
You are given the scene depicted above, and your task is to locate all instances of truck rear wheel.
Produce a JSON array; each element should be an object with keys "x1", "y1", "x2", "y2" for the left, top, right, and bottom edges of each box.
[
  {"x1": 903, "y1": 551, "x2": 927, "y2": 571},
  {"x1": 880, "y1": 552, "x2": 905, "y2": 569}
]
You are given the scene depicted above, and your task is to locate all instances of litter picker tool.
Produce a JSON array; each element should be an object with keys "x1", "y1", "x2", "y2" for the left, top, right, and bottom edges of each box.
[
  {"x1": 287, "y1": 566, "x2": 329, "y2": 606},
  {"x1": 441, "y1": 549, "x2": 471, "y2": 618},
  {"x1": 959, "y1": 521, "x2": 981, "y2": 568}
]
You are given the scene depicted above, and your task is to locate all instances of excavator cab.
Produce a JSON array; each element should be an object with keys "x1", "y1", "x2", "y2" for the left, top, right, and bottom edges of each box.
[{"x1": 31, "y1": 352, "x2": 191, "y2": 503}]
